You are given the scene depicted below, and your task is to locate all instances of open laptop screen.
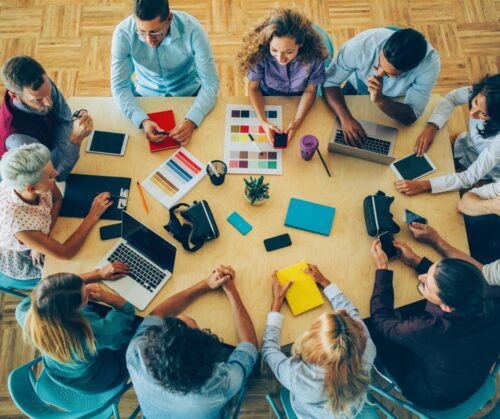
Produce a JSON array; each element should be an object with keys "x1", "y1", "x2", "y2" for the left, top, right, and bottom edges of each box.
[{"x1": 122, "y1": 212, "x2": 176, "y2": 272}]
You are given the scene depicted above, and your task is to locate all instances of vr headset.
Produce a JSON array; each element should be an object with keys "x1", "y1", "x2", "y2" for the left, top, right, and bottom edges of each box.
[
  {"x1": 164, "y1": 200, "x2": 219, "y2": 252},
  {"x1": 363, "y1": 191, "x2": 400, "y2": 237}
]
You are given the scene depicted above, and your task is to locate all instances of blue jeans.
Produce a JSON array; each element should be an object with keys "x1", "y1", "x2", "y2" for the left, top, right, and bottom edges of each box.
[{"x1": 0, "y1": 271, "x2": 40, "y2": 290}]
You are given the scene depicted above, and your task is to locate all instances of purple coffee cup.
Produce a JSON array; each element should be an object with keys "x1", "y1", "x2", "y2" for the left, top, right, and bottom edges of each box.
[{"x1": 300, "y1": 135, "x2": 319, "y2": 161}]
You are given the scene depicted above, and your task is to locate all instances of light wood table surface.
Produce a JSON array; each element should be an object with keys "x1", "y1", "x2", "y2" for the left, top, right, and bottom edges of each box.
[{"x1": 44, "y1": 94, "x2": 468, "y2": 346}]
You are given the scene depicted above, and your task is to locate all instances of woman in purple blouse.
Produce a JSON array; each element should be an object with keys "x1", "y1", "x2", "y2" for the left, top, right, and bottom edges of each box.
[{"x1": 237, "y1": 8, "x2": 328, "y2": 144}]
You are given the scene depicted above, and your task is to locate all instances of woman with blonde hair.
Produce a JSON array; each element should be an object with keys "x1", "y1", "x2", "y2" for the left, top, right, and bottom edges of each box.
[
  {"x1": 16, "y1": 264, "x2": 135, "y2": 392},
  {"x1": 237, "y1": 8, "x2": 328, "y2": 144},
  {"x1": 262, "y1": 264, "x2": 377, "y2": 418}
]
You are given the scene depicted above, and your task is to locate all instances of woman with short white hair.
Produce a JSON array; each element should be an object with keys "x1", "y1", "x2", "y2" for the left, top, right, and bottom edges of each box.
[{"x1": 0, "y1": 143, "x2": 120, "y2": 287}]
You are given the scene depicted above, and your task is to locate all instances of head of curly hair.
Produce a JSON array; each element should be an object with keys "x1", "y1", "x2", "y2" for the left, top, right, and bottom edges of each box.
[
  {"x1": 237, "y1": 8, "x2": 328, "y2": 79},
  {"x1": 142, "y1": 316, "x2": 224, "y2": 394}
]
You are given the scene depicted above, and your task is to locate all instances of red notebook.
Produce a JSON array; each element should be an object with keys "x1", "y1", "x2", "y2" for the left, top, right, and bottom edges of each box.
[{"x1": 147, "y1": 109, "x2": 179, "y2": 153}]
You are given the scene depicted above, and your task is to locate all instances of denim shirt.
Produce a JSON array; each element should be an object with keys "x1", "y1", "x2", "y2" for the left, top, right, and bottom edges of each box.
[
  {"x1": 262, "y1": 284, "x2": 376, "y2": 419},
  {"x1": 111, "y1": 11, "x2": 220, "y2": 129},
  {"x1": 126, "y1": 316, "x2": 258, "y2": 419},
  {"x1": 16, "y1": 297, "x2": 136, "y2": 392},
  {"x1": 247, "y1": 54, "x2": 326, "y2": 96},
  {"x1": 6, "y1": 80, "x2": 80, "y2": 181},
  {"x1": 324, "y1": 28, "x2": 441, "y2": 119}
]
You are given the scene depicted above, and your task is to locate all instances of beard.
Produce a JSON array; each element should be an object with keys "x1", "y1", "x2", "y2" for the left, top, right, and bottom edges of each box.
[{"x1": 20, "y1": 98, "x2": 53, "y2": 115}]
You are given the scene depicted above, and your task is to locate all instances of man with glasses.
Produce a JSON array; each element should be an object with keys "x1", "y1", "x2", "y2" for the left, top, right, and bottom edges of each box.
[
  {"x1": 0, "y1": 56, "x2": 93, "y2": 180},
  {"x1": 111, "y1": 0, "x2": 219, "y2": 145},
  {"x1": 323, "y1": 28, "x2": 440, "y2": 146}
]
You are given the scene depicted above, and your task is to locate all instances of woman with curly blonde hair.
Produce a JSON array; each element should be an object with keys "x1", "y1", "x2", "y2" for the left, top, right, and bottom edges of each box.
[
  {"x1": 262, "y1": 264, "x2": 377, "y2": 418},
  {"x1": 237, "y1": 8, "x2": 329, "y2": 144}
]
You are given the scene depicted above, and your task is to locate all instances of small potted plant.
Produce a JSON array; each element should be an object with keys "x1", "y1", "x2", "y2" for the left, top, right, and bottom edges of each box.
[{"x1": 244, "y1": 176, "x2": 270, "y2": 206}]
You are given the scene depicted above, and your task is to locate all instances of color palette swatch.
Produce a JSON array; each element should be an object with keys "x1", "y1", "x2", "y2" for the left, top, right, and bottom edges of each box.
[
  {"x1": 141, "y1": 148, "x2": 206, "y2": 209},
  {"x1": 224, "y1": 104, "x2": 283, "y2": 175}
]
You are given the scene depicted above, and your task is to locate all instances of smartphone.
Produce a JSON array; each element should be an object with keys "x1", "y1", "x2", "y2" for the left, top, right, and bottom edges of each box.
[
  {"x1": 264, "y1": 233, "x2": 292, "y2": 252},
  {"x1": 378, "y1": 231, "x2": 398, "y2": 259},
  {"x1": 273, "y1": 132, "x2": 288, "y2": 149},
  {"x1": 99, "y1": 223, "x2": 122, "y2": 241}
]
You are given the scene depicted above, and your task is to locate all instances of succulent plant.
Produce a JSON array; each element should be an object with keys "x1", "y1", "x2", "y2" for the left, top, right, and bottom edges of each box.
[{"x1": 244, "y1": 175, "x2": 270, "y2": 205}]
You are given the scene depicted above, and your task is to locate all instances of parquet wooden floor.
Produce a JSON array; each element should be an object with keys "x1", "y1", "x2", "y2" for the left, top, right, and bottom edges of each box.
[{"x1": 0, "y1": 1, "x2": 499, "y2": 417}]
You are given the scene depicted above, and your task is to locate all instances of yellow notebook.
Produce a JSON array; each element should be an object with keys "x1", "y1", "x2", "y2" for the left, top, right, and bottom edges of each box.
[{"x1": 276, "y1": 260, "x2": 324, "y2": 316}]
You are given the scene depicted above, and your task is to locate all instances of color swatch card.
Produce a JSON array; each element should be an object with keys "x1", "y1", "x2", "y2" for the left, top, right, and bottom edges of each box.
[
  {"x1": 141, "y1": 148, "x2": 206, "y2": 209},
  {"x1": 224, "y1": 104, "x2": 283, "y2": 175}
]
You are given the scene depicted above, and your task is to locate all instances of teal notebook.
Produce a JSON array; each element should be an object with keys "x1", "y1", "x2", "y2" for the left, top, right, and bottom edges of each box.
[{"x1": 284, "y1": 198, "x2": 335, "y2": 236}]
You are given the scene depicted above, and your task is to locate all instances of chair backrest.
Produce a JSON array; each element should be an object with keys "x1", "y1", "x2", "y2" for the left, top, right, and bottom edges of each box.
[
  {"x1": 369, "y1": 359, "x2": 499, "y2": 419},
  {"x1": 0, "y1": 273, "x2": 38, "y2": 298},
  {"x1": 8, "y1": 357, "x2": 131, "y2": 419},
  {"x1": 312, "y1": 24, "x2": 334, "y2": 97}
]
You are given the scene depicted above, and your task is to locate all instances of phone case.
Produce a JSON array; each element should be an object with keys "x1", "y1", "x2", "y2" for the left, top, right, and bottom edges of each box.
[
  {"x1": 264, "y1": 234, "x2": 292, "y2": 252},
  {"x1": 99, "y1": 223, "x2": 122, "y2": 240},
  {"x1": 227, "y1": 212, "x2": 252, "y2": 235}
]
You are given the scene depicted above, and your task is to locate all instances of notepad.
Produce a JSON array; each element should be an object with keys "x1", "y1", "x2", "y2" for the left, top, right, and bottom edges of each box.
[
  {"x1": 276, "y1": 260, "x2": 324, "y2": 316},
  {"x1": 284, "y1": 198, "x2": 336, "y2": 236},
  {"x1": 147, "y1": 109, "x2": 179, "y2": 152},
  {"x1": 60, "y1": 174, "x2": 131, "y2": 220}
]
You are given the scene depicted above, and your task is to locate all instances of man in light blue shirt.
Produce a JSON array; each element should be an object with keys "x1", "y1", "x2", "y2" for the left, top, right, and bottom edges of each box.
[
  {"x1": 126, "y1": 265, "x2": 258, "y2": 419},
  {"x1": 111, "y1": 0, "x2": 219, "y2": 145},
  {"x1": 324, "y1": 28, "x2": 440, "y2": 146}
]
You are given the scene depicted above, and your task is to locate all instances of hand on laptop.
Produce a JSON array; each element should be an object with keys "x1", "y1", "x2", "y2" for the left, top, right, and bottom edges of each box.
[
  {"x1": 340, "y1": 115, "x2": 366, "y2": 147},
  {"x1": 98, "y1": 261, "x2": 131, "y2": 281},
  {"x1": 87, "y1": 283, "x2": 127, "y2": 308}
]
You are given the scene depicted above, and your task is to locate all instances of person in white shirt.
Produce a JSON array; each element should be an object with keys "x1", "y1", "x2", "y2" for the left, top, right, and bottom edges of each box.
[{"x1": 395, "y1": 74, "x2": 500, "y2": 195}]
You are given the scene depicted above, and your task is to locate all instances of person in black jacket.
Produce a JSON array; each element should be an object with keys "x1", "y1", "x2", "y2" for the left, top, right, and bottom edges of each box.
[{"x1": 368, "y1": 238, "x2": 500, "y2": 411}]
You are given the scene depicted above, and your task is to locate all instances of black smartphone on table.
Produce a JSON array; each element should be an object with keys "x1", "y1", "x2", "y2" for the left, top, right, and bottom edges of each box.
[
  {"x1": 264, "y1": 233, "x2": 292, "y2": 252},
  {"x1": 378, "y1": 231, "x2": 398, "y2": 259},
  {"x1": 99, "y1": 223, "x2": 122, "y2": 240}
]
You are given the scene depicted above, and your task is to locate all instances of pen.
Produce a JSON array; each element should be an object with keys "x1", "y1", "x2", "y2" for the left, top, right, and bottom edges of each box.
[
  {"x1": 136, "y1": 182, "x2": 150, "y2": 214},
  {"x1": 248, "y1": 133, "x2": 262, "y2": 154},
  {"x1": 207, "y1": 161, "x2": 220, "y2": 177},
  {"x1": 316, "y1": 149, "x2": 332, "y2": 177}
]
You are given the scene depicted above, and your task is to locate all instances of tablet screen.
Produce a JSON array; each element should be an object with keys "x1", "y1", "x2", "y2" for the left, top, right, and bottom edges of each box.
[
  {"x1": 393, "y1": 154, "x2": 434, "y2": 180},
  {"x1": 88, "y1": 131, "x2": 126, "y2": 155}
]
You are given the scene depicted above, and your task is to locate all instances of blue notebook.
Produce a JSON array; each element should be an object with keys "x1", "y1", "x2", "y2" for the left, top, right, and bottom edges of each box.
[{"x1": 284, "y1": 198, "x2": 335, "y2": 236}]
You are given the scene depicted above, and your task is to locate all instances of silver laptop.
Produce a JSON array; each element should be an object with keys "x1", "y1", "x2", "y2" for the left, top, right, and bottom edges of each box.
[
  {"x1": 96, "y1": 211, "x2": 177, "y2": 311},
  {"x1": 328, "y1": 119, "x2": 398, "y2": 165}
]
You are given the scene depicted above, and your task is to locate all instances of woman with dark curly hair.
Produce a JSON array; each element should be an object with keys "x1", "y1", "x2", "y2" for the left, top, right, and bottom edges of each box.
[
  {"x1": 396, "y1": 73, "x2": 500, "y2": 195},
  {"x1": 126, "y1": 264, "x2": 258, "y2": 419},
  {"x1": 236, "y1": 8, "x2": 328, "y2": 144}
]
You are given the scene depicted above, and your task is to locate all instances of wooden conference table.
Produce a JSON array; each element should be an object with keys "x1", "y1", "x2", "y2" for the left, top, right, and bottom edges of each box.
[{"x1": 44, "y1": 95, "x2": 469, "y2": 346}]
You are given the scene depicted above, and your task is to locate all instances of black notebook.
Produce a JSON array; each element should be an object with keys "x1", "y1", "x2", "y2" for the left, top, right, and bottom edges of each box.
[{"x1": 60, "y1": 174, "x2": 131, "y2": 220}]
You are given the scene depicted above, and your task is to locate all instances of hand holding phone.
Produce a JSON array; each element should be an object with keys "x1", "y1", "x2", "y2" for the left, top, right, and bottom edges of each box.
[
  {"x1": 378, "y1": 231, "x2": 398, "y2": 260},
  {"x1": 273, "y1": 132, "x2": 288, "y2": 149}
]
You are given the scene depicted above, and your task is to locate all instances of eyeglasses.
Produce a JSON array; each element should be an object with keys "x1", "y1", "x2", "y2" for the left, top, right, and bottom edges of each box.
[{"x1": 135, "y1": 21, "x2": 168, "y2": 40}]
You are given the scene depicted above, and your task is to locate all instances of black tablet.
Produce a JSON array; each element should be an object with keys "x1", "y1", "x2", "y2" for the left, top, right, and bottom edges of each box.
[
  {"x1": 86, "y1": 130, "x2": 128, "y2": 156},
  {"x1": 390, "y1": 153, "x2": 436, "y2": 180}
]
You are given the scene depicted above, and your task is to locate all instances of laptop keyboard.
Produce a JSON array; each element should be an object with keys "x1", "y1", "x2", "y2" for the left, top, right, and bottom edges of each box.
[
  {"x1": 107, "y1": 243, "x2": 165, "y2": 293},
  {"x1": 334, "y1": 130, "x2": 391, "y2": 155}
]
